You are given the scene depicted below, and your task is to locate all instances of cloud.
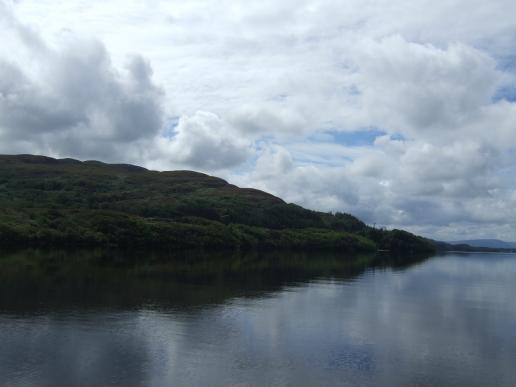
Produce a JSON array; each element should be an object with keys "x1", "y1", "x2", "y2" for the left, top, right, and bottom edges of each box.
[
  {"x1": 355, "y1": 36, "x2": 501, "y2": 137},
  {"x1": 233, "y1": 145, "x2": 359, "y2": 213},
  {"x1": 232, "y1": 132, "x2": 512, "y2": 238},
  {"x1": 4, "y1": 0, "x2": 516, "y2": 239},
  {"x1": 0, "y1": 8, "x2": 164, "y2": 161},
  {"x1": 155, "y1": 111, "x2": 252, "y2": 170}
]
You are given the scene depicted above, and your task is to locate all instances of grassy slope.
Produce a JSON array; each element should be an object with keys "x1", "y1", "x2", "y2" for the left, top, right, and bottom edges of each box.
[{"x1": 0, "y1": 155, "x2": 434, "y2": 253}]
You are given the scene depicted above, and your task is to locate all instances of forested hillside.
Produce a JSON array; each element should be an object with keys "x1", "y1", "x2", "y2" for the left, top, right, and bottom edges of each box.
[{"x1": 0, "y1": 155, "x2": 434, "y2": 254}]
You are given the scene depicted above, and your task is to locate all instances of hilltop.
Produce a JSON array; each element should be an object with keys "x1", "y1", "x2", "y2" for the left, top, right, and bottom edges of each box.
[{"x1": 0, "y1": 155, "x2": 434, "y2": 254}]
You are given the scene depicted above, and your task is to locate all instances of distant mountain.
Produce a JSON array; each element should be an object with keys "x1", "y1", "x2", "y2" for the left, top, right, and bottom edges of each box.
[
  {"x1": 0, "y1": 154, "x2": 435, "y2": 254},
  {"x1": 449, "y1": 239, "x2": 516, "y2": 249}
]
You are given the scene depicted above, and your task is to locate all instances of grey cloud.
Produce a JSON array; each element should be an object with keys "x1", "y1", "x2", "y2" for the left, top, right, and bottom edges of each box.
[
  {"x1": 0, "y1": 60, "x2": 81, "y2": 134},
  {"x1": 0, "y1": 15, "x2": 164, "y2": 161},
  {"x1": 5, "y1": 0, "x2": 516, "y2": 239}
]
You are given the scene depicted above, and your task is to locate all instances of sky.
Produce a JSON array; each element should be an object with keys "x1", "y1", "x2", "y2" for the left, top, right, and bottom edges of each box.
[{"x1": 1, "y1": 0, "x2": 516, "y2": 241}]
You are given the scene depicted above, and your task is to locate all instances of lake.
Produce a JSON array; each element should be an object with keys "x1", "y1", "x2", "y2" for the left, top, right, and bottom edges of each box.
[{"x1": 0, "y1": 250, "x2": 515, "y2": 386}]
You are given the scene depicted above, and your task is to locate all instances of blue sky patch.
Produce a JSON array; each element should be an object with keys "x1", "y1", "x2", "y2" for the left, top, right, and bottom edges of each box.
[
  {"x1": 312, "y1": 128, "x2": 387, "y2": 146},
  {"x1": 162, "y1": 116, "x2": 180, "y2": 138},
  {"x1": 493, "y1": 86, "x2": 516, "y2": 102}
]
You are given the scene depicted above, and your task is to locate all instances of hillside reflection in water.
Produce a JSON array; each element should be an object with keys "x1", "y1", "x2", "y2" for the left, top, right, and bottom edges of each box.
[{"x1": 0, "y1": 249, "x2": 515, "y2": 387}]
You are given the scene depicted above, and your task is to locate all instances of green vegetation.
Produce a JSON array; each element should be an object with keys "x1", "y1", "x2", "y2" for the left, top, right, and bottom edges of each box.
[{"x1": 0, "y1": 154, "x2": 435, "y2": 253}]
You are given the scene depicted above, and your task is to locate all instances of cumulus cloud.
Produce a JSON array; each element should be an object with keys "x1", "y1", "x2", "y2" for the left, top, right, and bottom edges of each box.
[
  {"x1": 154, "y1": 111, "x2": 252, "y2": 170},
  {"x1": 355, "y1": 36, "x2": 501, "y2": 137},
  {"x1": 0, "y1": 9, "x2": 164, "y2": 161},
  {"x1": 0, "y1": 2, "x2": 254, "y2": 170},
  {"x1": 4, "y1": 0, "x2": 516, "y2": 240}
]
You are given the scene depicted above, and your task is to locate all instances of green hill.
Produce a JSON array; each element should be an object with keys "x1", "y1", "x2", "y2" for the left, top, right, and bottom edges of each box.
[{"x1": 0, "y1": 154, "x2": 434, "y2": 254}]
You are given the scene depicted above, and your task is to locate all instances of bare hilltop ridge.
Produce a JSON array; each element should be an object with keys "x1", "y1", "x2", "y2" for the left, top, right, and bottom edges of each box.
[{"x1": 0, "y1": 154, "x2": 435, "y2": 254}]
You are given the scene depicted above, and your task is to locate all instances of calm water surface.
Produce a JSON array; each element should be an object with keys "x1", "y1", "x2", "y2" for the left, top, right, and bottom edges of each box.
[{"x1": 0, "y1": 250, "x2": 515, "y2": 386}]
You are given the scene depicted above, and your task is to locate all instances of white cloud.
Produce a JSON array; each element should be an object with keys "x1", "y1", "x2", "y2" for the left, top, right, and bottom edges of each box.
[
  {"x1": 155, "y1": 111, "x2": 252, "y2": 170},
  {"x1": 3, "y1": 0, "x2": 516, "y2": 240}
]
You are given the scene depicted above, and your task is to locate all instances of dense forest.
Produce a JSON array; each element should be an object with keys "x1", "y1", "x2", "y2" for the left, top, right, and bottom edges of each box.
[{"x1": 0, "y1": 155, "x2": 435, "y2": 254}]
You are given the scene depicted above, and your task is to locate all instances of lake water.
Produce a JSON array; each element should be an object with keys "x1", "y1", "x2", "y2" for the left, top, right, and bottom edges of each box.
[{"x1": 0, "y1": 250, "x2": 515, "y2": 386}]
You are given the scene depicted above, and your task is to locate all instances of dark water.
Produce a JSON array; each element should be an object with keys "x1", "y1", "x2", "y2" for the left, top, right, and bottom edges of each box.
[{"x1": 0, "y1": 250, "x2": 515, "y2": 387}]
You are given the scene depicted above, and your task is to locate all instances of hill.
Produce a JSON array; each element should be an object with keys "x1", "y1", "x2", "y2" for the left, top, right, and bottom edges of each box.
[
  {"x1": 449, "y1": 239, "x2": 516, "y2": 249},
  {"x1": 0, "y1": 154, "x2": 434, "y2": 254}
]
